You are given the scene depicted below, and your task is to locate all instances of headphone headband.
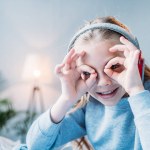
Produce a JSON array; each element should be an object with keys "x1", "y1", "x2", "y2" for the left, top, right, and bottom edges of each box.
[{"x1": 68, "y1": 23, "x2": 140, "y2": 51}]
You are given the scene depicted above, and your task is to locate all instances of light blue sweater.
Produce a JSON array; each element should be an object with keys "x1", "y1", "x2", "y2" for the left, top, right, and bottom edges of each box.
[{"x1": 26, "y1": 82, "x2": 150, "y2": 150}]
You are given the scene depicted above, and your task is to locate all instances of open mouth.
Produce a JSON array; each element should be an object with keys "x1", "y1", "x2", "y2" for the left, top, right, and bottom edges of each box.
[{"x1": 96, "y1": 87, "x2": 119, "y2": 99}]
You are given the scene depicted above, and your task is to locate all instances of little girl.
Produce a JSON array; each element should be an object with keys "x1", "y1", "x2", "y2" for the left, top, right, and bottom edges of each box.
[{"x1": 26, "y1": 16, "x2": 150, "y2": 150}]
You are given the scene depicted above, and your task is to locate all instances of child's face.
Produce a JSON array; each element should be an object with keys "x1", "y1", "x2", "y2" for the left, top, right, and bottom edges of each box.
[{"x1": 75, "y1": 39, "x2": 126, "y2": 106}]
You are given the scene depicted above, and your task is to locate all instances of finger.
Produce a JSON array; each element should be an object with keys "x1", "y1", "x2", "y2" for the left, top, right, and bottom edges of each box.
[
  {"x1": 80, "y1": 50, "x2": 86, "y2": 57},
  {"x1": 77, "y1": 65, "x2": 95, "y2": 74},
  {"x1": 63, "y1": 62, "x2": 70, "y2": 70},
  {"x1": 63, "y1": 50, "x2": 85, "y2": 70},
  {"x1": 105, "y1": 57, "x2": 125, "y2": 69},
  {"x1": 132, "y1": 50, "x2": 141, "y2": 65},
  {"x1": 70, "y1": 51, "x2": 85, "y2": 69},
  {"x1": 63, "y1": 51, "x2": 77, "y2": 70},
  {"x1": 109, "y1": 45, "x2": 130, "y2": 58},
  {"x1": 104, "y1": 68, "x2": 119, "y2": 81},
  {"x1": 120, "y1": 36, "x2": 138, "y2": 51},
  {"x1": 70, "y1": 61, "x2": 76, "y2": 69},
  {"x1": 72, "y1": 50, "x2": 85, "y2": 60},
  {"x1": 81, "y1": 73, "x2": 85, "y2": 80},
  {"x1": 110, "y1": 44, "x2": 128, "y2": 52},
  {"x1": 126, "y1": 50, "x2": 138, "y2": 69},
  {"x1": 70, "y1": 53, "x2": 79, "y2": 69},
  {"x1": 85, "y1": 73, "x2": 97, "y2": 89},
  {"x1": 63, "y1": 48, "x2": 75, "y2": 64},
  {"x1": 77, "y1": 51, "x2": 86, "y2": 64},
  {"x1": 54, "y1": 63, "x2": 65, "y2": 74},
  {"x1": 71, "y1": 53, "x2": 79, "y2": 61}
]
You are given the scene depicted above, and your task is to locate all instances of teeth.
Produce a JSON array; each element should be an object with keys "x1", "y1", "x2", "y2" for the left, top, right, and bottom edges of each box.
[{"x1": 100, "y1": 90, "x2": 114, "y2": 95}]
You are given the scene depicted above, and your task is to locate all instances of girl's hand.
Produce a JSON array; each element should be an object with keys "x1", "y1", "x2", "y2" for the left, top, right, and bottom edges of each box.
[
  {"x1": 104, "y1": 36, "x2": 144, "y2": 96},
  {"x1": 55, "y1": 49, "x2": 97, "y2": 106}
]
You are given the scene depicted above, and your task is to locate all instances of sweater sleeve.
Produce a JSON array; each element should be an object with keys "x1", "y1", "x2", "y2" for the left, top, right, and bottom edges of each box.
[
  {"x1": 26, "y1": 106, "x2": 86, "y2": 150},
  {"x1": 128, "y1": 90, "x2": 150, "y2": 150}
]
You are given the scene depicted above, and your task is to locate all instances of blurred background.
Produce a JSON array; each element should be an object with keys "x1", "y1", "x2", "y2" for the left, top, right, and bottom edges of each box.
[{"x1": 0, "y1": 0, "x2": 150, "y2": 145}]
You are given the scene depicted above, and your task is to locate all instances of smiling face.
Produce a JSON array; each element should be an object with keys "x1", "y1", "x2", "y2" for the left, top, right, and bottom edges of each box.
[{"x1": 74, "y1": 39, "x2": 126, "y2": 106}]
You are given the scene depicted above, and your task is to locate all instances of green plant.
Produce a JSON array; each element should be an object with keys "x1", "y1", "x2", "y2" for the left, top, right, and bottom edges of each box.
[{"x1": 0, "y1": 99, "x2": 16, "y2": 128}]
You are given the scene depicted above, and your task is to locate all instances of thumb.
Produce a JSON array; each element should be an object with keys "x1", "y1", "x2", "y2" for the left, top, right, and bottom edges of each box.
[
  {"x1": 85, "y1": 73, "x2": 97, "y2": 89},
  {"x1": 104, "y1": 68, "x2": 119, "y2": 81}
]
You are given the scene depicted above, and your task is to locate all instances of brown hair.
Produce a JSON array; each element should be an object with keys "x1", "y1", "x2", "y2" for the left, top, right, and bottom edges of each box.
[{"x1": 71, "y1": 16, "x2": 150, "y2": 150}]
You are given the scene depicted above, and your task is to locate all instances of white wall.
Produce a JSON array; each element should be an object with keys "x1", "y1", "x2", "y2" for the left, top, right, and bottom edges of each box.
[{"x1": 0, "y1": 0, "x2": 150, "y2": 110}]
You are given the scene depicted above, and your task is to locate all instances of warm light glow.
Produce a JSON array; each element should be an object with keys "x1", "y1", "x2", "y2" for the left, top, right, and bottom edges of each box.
[
  {"x1": 33, "y1": 70, "x2": 41, "y2": 78},
  {"x1": 22, "y1": 53, "x2": 52, "y2": 84}
]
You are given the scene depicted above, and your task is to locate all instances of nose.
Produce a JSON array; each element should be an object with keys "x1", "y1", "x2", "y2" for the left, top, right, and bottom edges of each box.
[{"x1": 97, "y1": 73, "x2": 112, "y2": 87}]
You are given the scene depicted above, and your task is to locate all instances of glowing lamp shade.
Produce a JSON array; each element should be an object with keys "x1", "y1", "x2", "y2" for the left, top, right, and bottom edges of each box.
[{"x1": 22, "y1": 54, "x2": 52, "y2": 84}]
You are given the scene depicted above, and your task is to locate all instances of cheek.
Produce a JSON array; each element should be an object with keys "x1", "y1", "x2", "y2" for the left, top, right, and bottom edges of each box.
[
  {"x1": 88, "y1": 81, "x2": 98, "y2": 92},
  {"x1": 90, "y1": 83, "x2": 98, "y2": 93}
]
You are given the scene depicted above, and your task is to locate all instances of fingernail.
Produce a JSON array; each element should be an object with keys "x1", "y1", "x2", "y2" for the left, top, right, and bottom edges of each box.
[{"x1": 109, "y1": 47, "x2": 115, "y2": 51}]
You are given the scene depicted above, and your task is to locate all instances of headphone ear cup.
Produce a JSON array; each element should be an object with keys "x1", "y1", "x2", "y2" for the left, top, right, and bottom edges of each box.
[{"x1": 138, "y1": 51, "x2": 145, "y2": 82}]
